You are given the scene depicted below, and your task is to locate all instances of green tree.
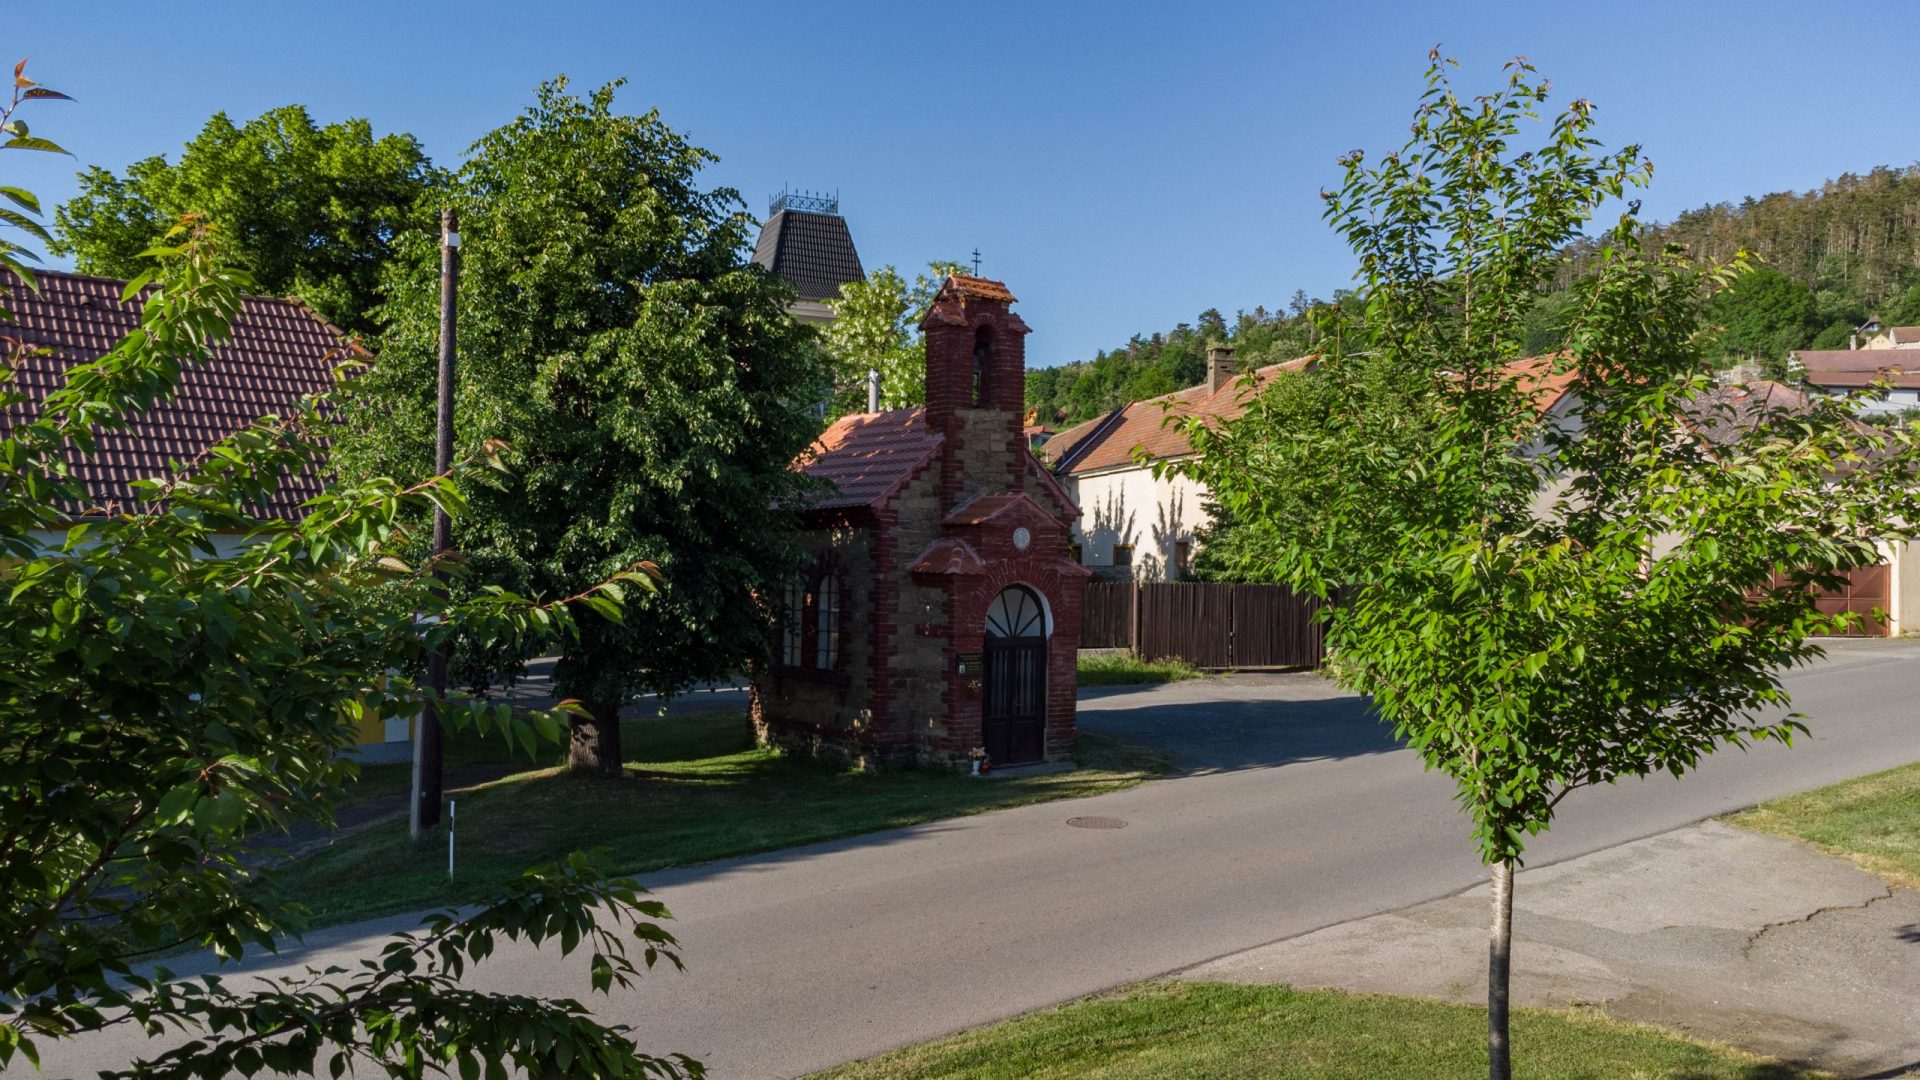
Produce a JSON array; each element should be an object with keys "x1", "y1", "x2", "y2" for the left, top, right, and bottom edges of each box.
[
  {"x1": 821, "y1": 260, "x2": 962, "y2": 413},
  {"x1": 51, "y1": 105, "x2": 440, "y2": 334},
  {"x1": 0, "y1": 62, "x2": 68, "y2": 315},
  {"x1": 1707, "y1": 264, "x2": 1816, "y2": 372},
  {"x1": 1, "y1": 74, "x2": 695, "y2": 1077},
  {"x1": 333, "y1": 78, "x2": 826, "y2": 775},
  {"x1": 1177, "y1": 55, "x2": 1920, "y2": 1079},
  {"x1": 1519, "y1": 288, "x2": 1580, "y2": 355},
  {"x1": 1880, "y1": 280, "x2": 1920, "y2": 326}
]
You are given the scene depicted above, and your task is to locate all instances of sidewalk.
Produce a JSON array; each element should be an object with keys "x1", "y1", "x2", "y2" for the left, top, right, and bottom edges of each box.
[{"x1": 1186, "y1": 821, "x2": 1920, "y2": 1077}]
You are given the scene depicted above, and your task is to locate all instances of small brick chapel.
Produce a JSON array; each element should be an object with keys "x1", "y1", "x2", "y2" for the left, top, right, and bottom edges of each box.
[{"x1": 752, "y1": 275, "x2": 1087, "y2": 769}]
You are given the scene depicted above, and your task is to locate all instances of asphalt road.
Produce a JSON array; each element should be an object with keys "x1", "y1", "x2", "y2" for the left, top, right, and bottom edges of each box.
[{"x1": 39, "y1": 639, "x2": 1920, "y2": 1079}]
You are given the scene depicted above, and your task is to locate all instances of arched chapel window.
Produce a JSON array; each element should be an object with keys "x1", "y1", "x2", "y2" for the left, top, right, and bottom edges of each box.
[
  {"x1": 815, "y1": 574, "x2": 841, "y2": 670},
  {"x1": 782, "y1": 569, "x2": 842, "y2": 672},
  {"x1": 985, "y1": 584, "x2": 1047, "y2": 639}
]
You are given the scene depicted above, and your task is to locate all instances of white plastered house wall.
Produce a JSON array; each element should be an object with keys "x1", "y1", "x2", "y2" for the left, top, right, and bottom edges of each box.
[{"x1": 1062, "y1": 461, "x2": 1212, "y2": 581}]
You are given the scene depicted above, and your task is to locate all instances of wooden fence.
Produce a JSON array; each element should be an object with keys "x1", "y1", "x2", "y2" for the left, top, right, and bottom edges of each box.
[
  {"x1": 1082, "y1": 581, "x2": 1330, "y2": 668},
  {"x1": 1758, "y1": 563, "x2": 1893, "y2": 637}
]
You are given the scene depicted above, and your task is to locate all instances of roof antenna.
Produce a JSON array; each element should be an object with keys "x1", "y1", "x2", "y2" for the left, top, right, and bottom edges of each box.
[{"x1": 970, "y1": 249, "x2": 982, "y2": 276}]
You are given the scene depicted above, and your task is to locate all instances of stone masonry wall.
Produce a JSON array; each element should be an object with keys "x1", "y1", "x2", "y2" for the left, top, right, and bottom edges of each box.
[
  {"x1": 753, "y1": 524, "x2": 881, "y2": 762},
  {"x1": 875, "y1": 464, "x2": 956, "y2": 761}
]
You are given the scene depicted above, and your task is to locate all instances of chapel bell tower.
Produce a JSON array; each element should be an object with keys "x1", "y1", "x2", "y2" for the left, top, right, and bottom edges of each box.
[{"x1": 920, "y1": 275, "x2": 1031, "y2": 433}]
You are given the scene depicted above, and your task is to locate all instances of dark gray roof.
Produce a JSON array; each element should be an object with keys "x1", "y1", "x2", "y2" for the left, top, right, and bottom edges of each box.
[
  {"x1": 751, "y1": 210, "x2": 864, "y2": 302},
  {"x1": 0, "y1": 269, "x2": 350, "y2": 521}
]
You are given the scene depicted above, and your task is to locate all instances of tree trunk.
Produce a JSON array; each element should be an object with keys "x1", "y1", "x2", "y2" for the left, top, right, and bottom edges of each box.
[
  {"x1": 568, "y1": 698, "x2": 624, "y2": 777},
  {"x1": 1488, "y1": 859, "x2": 1515, "y2": 1080}
]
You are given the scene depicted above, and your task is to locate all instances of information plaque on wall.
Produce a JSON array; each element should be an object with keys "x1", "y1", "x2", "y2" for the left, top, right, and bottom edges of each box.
[{"x1": 955, "y1": 652, "x2": 983, "y2": 675}]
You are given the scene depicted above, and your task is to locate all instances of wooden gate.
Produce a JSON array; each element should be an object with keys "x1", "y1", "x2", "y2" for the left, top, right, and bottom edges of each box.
[
  {"x1": 1082, "y1": 582, "x2": 1328, "y2": 668},
  {"x1": 1081, "y1": 582, "x2": 1135, "y2": 648},
  {"x1": 1811, "y1": 564, "x2": 1892, "y2": 637},
  {"x1": 1229, "y1": 584, "x2": 1330, "y2": 667},
  {"x1": 1138, "y1": 583, "x2": 1233, "y2": 668}
]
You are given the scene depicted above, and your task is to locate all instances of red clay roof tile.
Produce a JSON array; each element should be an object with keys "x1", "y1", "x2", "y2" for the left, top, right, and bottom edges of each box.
[
  {"x1": 908, "y1": 536, "x2": 987, "y2": 576},
  {"x1": 796, "y1": 407, "x2": 942, "y2": 512},
  {"x1": 1048, "y1": 356, "x2": 1313, "y2": 475},
  {"x1": 945, "y1": 275, "x2": 1016, "y2": 303},
  {"x1": 1792, "y1": 348, "x2": 1920, "y2": 389}
]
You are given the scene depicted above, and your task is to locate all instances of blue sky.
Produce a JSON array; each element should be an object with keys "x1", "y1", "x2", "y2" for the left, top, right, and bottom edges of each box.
[{"x1": 11, "y1": 1, "x2": 1919, "y2": 365}]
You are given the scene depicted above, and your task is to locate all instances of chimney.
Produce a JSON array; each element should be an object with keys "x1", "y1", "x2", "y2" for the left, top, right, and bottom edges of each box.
[{"x1": 1206, "y1": 342, "x2": 1237, "y2": 392}]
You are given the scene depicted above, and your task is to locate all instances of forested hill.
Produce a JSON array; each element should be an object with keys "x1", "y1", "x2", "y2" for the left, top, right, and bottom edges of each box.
[
  {"x1": 1635, "y1": 165, "x2": 1920, "y2": 305},
  {"x1": 1026, "y1": 295, "x2": 1323, "y2": 429},
  {"x1": 1028, "y1": 164, "x2": 1920, "y2": 427}
]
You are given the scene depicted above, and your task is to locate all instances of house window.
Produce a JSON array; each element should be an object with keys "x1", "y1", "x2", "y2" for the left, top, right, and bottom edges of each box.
[
  {"x1": 1175, "y1": 540, "x2": 1192, "y2": 577},
  {"x1": 815, "y1": 574, "x2": 841, "y2": 670},
  {"x1": 1112, "y1": 543, "x2": 1134, "y2": 568},
  {"x1": 783, "y1": 570, "x2": 843, "y2": 672},
  {"x1": 1070, "y1": 542, "x2": 1084, "y2": 564},
  {"x1": 782, "y1": 579, "x2": 808, "y2": 667}
]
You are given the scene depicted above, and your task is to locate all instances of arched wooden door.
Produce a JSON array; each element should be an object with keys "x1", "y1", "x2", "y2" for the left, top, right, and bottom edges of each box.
[{"x1": 983, "y1": 585, "x2": 1047, "y2": 765}]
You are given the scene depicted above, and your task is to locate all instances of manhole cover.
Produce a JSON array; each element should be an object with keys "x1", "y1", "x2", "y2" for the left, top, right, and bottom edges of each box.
[{"x1": 1066, "y1": 816, "x2": 1128, "y2": 830}]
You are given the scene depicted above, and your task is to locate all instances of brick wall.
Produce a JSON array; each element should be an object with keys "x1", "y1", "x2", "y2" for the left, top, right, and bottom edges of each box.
[{"x1": 759, "y1": 275, "x2": 1084, "y2": 770}]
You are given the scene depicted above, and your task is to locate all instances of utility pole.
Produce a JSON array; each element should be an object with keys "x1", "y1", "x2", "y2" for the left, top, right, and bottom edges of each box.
[{"x1": 411, "y1": 208, "x2": 459, "y2": 839}]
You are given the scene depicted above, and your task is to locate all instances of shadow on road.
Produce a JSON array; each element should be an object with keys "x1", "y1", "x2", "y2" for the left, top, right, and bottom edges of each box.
[{"x1": 1077, "y1": 678, "x2": 1402, "y2": 774}]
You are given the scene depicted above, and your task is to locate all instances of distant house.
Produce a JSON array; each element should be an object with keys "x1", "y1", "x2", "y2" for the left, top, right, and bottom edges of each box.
[
  {"x1": 1040, "y1": 348, "x2": 1584, "y2": 583},
  {"x1": 1042, "y1": 344, "x2": 1311, "y2": 581},
  {"x1": 1791, "y1": 326, "x2": 1920, "y2": 416},
  {"x1": 1859, "y1": 323, "x2": 1920, "y2": 350},
  {"x1": 1022, "y1": 411, "x2": 1054, "y2": 451},
  {"x1": 0, "y1": 269, "x2": 420, "y2": 749},
  {"x1": 1679, "y1": 379, "x2": 1918, "y2": 636},
  {"x1": 750, "y1": 189, "x2": 865, "y2": 325}
]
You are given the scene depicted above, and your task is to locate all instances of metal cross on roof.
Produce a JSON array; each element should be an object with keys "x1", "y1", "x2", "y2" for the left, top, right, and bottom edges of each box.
[{"x1": 970, "y1": 249, "x2": 982, "y2": 275}]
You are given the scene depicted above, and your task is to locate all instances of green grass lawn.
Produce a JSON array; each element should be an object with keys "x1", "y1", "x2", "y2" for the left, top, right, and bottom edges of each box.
[
  {"x1": 812, "y1": 982, "x2": 1819, "y2": 1080},
  {"x1": 268, "y1": 710, "x2": 1169, "y2": 928},
  {"x1": 1076, "y1": 652, "x2": 1206, "y2": 686},
  {"x1": 1727, "y1": 759, "x2": 1920, "y2": 890}
]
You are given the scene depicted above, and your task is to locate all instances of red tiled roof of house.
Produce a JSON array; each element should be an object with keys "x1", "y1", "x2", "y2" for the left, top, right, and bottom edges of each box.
[
  {"x1": 1503, "y1": 353, "x2": 1579, "y2": 414},
  {"x1": 1888, "y1": 326, "x2": 1920, "y2": 345},
  {"x1": 1791, "y1": 349, "x2": 1920, "y2": 389},
  {"x1": 796, "y1": 407, "x2": 942, "y2": 511},
  {"x1": 1045, "y1": 352, "x2": 1580, "y2": 477},
  {"x1": 0, "y1": 269, "x2": 353, "y2": 521},
  {"x1": 1045, "y1": 356, "x2": 1313, "y2": 476}
]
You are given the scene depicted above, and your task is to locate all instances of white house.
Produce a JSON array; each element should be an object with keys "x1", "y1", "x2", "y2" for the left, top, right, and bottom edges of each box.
[{"x1": 1043, "y1": 345, "x2": 1308, "y2": 580}]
